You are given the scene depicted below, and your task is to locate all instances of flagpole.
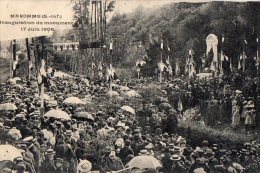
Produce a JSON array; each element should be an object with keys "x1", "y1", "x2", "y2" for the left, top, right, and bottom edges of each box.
[
  {"x1": 220, "y1": 36, "x2": 224, "y2": 76},
  {"x1": 12, "y1": 40, "x2": 16, "y2": 78},
  {"x1": 257, "y1": 38, "x2": 259, "y2": 75},
  {"x1": 242, "y1": 38, "x2": 245, "y2": 73},
  {"x1": 159, "y1": 39, "x2": 163, "y2": 83},
  {"x1": 10, "y1": 40, "x2": 13, "y2": 78},
  {"x1": 109, "y1": 40, "x2": 113, "y2": 93},
  {"x1": 26, "y1": 38, "x2": 31, "y2": 81},
  {"x1": 40, "y1": 36, "x2": 45, "y2": 114}
]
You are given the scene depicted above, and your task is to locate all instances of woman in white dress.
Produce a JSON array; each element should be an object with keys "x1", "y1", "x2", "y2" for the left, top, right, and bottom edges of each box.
[{"x1": 231, "y1": 99, "x2": 240, "y2": 129}]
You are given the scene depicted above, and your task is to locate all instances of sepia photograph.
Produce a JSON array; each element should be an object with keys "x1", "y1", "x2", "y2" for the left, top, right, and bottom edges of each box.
[{"x1": 0, "y1": 0, "x2": 260, "y2": 172}]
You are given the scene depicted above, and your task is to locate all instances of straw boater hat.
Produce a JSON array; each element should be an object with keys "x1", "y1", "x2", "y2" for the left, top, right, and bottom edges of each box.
[
  {"x1": 138, "y1": 149, "x2": 148, "y2": 155},
  {"x1": 145, "y1": 143, "x2": 154, "y2": 149},
  {"x1": 45, "y1": 149, "x2": 56, "y2": 155},
  {"x1": 170, "y1": 154, "x2": 181, "y2": 161},
  {"x1": 77, "y1": 160, "x2": 92, "y2": 173}
]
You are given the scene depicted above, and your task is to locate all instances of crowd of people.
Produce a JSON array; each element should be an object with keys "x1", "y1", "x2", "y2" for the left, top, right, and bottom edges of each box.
[
  {"x1": 158, "y1": 73, "x2": 260, "y2": 131},
  {"x1": 0, "y1": 69, "x2": 259, "y2": 173}
]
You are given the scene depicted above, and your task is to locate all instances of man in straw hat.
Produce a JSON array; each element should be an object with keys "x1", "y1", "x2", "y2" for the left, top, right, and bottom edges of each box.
[{"x1": 170, "y1": 154, "x2": 185, "y2": 173}]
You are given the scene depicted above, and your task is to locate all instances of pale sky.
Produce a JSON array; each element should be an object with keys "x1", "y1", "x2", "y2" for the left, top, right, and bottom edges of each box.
[{"x1": 0, "y1": 0, "x2": 251, "y2": 41}]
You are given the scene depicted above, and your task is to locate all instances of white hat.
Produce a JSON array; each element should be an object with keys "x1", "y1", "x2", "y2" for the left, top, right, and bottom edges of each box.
[
  {"x1": 193, "y1": 168, "x2": 206, "y2": 173},
  {"x1": 77, "y1": 160, "x2": 92, "y2": 173},
  {"x1": 23, "y1": 136, "x2": 33, "y2": 142},
  {"x1": 235, "y1": 90, "x2": 242, "y2": 94}
]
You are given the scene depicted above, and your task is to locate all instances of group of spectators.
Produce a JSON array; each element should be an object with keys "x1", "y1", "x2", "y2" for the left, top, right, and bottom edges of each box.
[{"x1": 0, "y1": 70, "x2": 259, "y2": 173}]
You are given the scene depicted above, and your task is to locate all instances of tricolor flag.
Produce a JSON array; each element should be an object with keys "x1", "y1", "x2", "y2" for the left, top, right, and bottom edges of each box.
[
  {"x1": 175, "y1": 60, "x2": 180, "y2": 76},
  {"x1": 29, "y1": 61, "x2": 33, "y2": 70},
  {"x1": 107, "y1": 64, "x2": 118, "y2": 80},
  {"x1": 13, "y1": 61, "x2": 18, "y2": 71},
  {"x1": 158, "y1": 61, "x2": 167, "y2": 72},
  {"x1": 166, "y1": 56, "x2": 170, "y2": 65},
  {"x1": 167, "y1": 45, "x2": 170, "y2": 52},
  {"x1": 237, "y1": 60, "x2": 241, "y2": 69},
  {"x1": 110, "y1": 42, "x2": 113, "y2": 50},
  {"x1": 189, "y1": 49, "x2": 192, "y2": 56},
  {"x1": 168, "y1": 65, "x2": 173, "y2": 75},
  {"x1": 98, "y1": 62, "x2": 103, "y2": 71},
  {"x1": 37, "y1": 59, "x2": 47, "y2": 86},
  {"x1": 91, "y1": 62, "x2": 96, "y2": 69},
  {"x1": 178, "y1": 96, "x2": 183, "y2": 112},
  {"x1": 136, "y1": 60, "x2": 146, "y2": 67},
  {"x1": 229, "y1": 57, "x2": 233, "y2": 72},
  {"x1": 138, "y1": 41, "x2": 142, "y2": 48}
]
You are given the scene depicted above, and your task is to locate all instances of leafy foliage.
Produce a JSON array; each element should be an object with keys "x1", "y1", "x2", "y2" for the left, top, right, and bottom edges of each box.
[{"x1": 106, "y1": 2, "x2": 260, "y2": 76}]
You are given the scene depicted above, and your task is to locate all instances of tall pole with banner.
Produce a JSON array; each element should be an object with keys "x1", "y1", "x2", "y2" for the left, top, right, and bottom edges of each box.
[
  {"x1": 109, "y1": 40, "x2": 113, "y2": 93},
  {"x1": 40, "y1": 36, "x2": 45, "y2": 115},
  {"x1": 9, "y1": 40, "x2": 13, "y2": 78},
  {"x1": 160, "y1": 38, "x2": 163, "y2": 83},
  {"x1": 26, "y1": 38, "x2": 31, "y2": 80},
  {"x1": 12, "y1": 39, "x2": 16, "y2": 78},
  {"x1": 257, "y1": 37, "x2": 259, "y2": 75}
]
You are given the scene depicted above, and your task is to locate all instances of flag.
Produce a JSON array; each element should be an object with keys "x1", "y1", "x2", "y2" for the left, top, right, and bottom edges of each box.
[
  {"x1": 160, "y1": 40, "x2": 163, "y2": 50},
  {"x1": 189, "y1": 63, "x2": 196, "y2": 77},
  {"x1": 238, "y1": 56, "x2": 241, "y2": 69},
  {"x1": 224, "y1": 56, "x2": 228, "y2": 61},
  {"x1": 166, "y1": 56, "x2": 170, "y2": 65},
  {"x1": 221, "y1": 51, "x2": 224, "y2": 61},
  {"x1": 178, "y1": 96, "x2": 183, "y2": 112},
  {"x1": 138, "y1": 41, "x2": 142, "y2": 48},
  {"x1": 109, "y1": 42, "x2": 113, "y2": 50},
  {"x1": 189, "y1": 49, "x2": 192, "y2": 56},
  {"x1": 167, "y1": 45, "x2": 170, "y2": 52},
  {"x1": 13, "y1": 61, "x2": 18, "y2": 71},
  {"x1": 98, "y1": 62, "x2": 103, "y2": 78},
  {"x1": 136, "y1": 60, "x2": 146, "y2": 67},
  {"x1": 185, "y1": 58, "x2": 189, "y2": 74},
  {"x1": 91, "y1": 62, "x2": 96, "y2": 69},
  {"x1": 168, "y1": 65, "x2": 173, "y2": 75},
  {"x1": 29, "y1": 61, "x2": 33, "y2": 70},
  {"x1": 98, "y1": 62, "x2": 102, "y2": 71},
  {"x1": 158, "y1": 62, "x2": 167, "y2": 72},
  {"x1": 37, "y1": 59, "x2": 47, "y2": 85},
  {"x1": 107, "y1": 64, "x2": 118, "y2": 80},
  {"x1": 229, "y1": 57, "x2": 233, "y2": 72},
  {"x1": 210, "y1": 62, "x2": 215, "y2": 71},
  {"x1": 175, "y1": 60, "x2": 180, "y2": 76}
]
